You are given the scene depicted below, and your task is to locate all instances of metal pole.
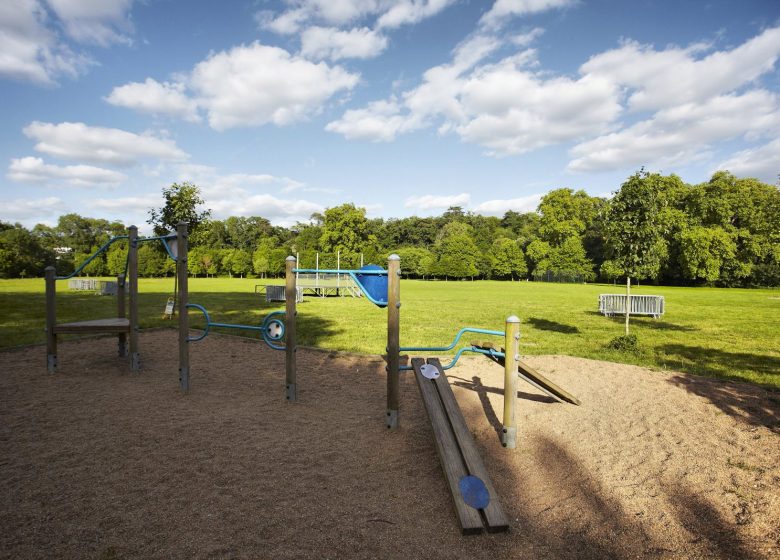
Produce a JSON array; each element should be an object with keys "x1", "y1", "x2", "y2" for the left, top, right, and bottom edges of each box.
[
  {"x1": 316, "y1": 252, "x2": 319, "y2": 287},
  {"x1": 337, "y1": 250, "x2": 340, "y2": 294},
  {"x1": 386, "y1": 254, "x2": 401, "y2": 428},
  {"x1": 177, "y1": 222, "x2": 190, "y2": 393},
  {"x1": 45, "y1": 266, "x2": 57, "y2": 373},
  {"x1": 128, "y1": 226, "x2": 140, "y2": 371},
  {"x1": 285, "y1": 255, "x2": 297, "y2": 401},
  {"x1": 502, "y1": 316, "x2": 520, "y2": 449}
]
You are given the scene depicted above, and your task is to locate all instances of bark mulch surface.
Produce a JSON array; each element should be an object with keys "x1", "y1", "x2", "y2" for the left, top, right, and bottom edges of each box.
[{"x1": 1, "y1": 330, "x2": 778, "y2": 559}]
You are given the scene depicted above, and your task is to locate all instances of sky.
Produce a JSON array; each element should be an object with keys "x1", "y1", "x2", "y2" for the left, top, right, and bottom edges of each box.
[{"x1": 1, "y1": 0, "x2": 779, "y2": 233}]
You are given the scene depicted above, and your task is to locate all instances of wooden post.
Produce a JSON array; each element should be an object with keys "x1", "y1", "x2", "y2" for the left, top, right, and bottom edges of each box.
[
  {"x1": 502, "y1": 316, "x2": 520, "y2": 449},
  {"x1": 128, "y1": 226, "x2": 140, "y2": 371},
  {"x1": 386, "y1": 254, "x2": 401, "y2": 429},
  {"x1": 45, "y1": 266, "x2": 57, "y2": 373},
  {"x1": 285, "y1": 255, "x2": 297, "y2": 401},
  {"x1": 117, "y1": 273, "x2": 127, "y2": 357},
  {"x1": 177, "y1": 222, "x2": 190, "y2": 393}
]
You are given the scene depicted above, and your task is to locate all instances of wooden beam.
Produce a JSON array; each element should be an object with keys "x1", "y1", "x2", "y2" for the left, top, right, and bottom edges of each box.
[
  {"x1": 412, "y1": 358, "x2": 483, "y2": 535},
  {"x1": 53, "y1": 318, "x2": 131, "y2": 334},
  {"x1": 177, "y1": 222, "x2": 189, "y2": 393},
  {"x1": 128, "y1": 225, "x2": 139, "y2": 371},
  {"x1": 427, "y1": 358, "x2": 509, "y2": 533},
  {"x1": 386, "y1": 254, "x2": 400, "y2": 428},
  {"x1": 285, "y1": 255, "x2": 297, "y2": 401},
  {"x1": 117, "y1": 273, "x2": 127, "y2": 357},
  {"x1": 45, "y1": 266, "x2": 57, "y2": 373}
]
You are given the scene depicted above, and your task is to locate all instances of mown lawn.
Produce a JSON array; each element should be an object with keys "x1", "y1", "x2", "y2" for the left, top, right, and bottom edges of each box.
[{"x1": 1, "y1": 277, "x2": 778, "y2": 389}]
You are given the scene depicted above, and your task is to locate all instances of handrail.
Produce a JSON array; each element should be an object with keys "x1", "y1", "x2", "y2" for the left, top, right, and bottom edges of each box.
[
  {"x1": 399, "y1": 326, "x2": 505, "y2": 371},
  {"x1": 185, "y1": 303, "x2": 287, "y2": 351},
  {"x1": 292, "y1": 267, "x2": 388, "y2": 306}
]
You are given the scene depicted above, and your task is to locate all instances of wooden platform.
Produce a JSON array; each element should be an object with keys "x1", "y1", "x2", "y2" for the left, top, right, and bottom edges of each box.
[
  {"x1": 53, "y1": 318, "x2": 131, "y2": 334},
  {"x1": 411, "y1": 357, "x2": 509, "y2": 535}
]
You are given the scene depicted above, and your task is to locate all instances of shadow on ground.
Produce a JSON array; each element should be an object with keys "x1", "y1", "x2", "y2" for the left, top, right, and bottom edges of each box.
[{"x1": 526, "y1": 317, "x2": 580, "y2": 334}]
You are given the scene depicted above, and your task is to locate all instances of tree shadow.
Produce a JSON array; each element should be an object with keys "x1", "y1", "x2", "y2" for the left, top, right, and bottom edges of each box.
[
  {"x1": 658, "y1": 343, "x2": 780, "y2": 383},
  {"x1": 585, "y1": 311, "x2": 695, "y2": 332},
  {"x1": 666, "y1": 374, "x2": 780, "y2": 433},
  {"x1": 526, "y1": 317, "x2": 580, "y2": 334}
]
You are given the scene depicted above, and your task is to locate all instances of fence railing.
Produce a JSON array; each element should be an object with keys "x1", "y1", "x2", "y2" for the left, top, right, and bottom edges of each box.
[{"x1": 598, "y1": 294, "x2": 665, "y2": 318}]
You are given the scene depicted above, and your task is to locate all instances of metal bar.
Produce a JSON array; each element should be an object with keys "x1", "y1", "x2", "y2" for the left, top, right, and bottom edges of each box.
[
  {"x1": 55, "y1": 235, "x2": 128, "y2": 280},
  {"x1": 292, "y1": 268, "x2": 387, "y2": 275},
  {"x1": 400, "y1": 326, "x2": 504, "y2": 353}
]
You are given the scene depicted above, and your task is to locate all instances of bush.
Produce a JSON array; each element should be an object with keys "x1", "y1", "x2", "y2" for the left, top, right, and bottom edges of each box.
[{"x1": 607, "y1": 334, "x2": 639, "y2": 352}]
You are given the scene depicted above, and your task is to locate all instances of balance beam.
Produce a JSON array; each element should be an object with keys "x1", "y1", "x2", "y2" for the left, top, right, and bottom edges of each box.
[
  {"x1": 471, "y1": 341, "x2": 580, "y2": 406},
  {"x1": 412, "y1": 357, "x2": 509, "y2": 535}
]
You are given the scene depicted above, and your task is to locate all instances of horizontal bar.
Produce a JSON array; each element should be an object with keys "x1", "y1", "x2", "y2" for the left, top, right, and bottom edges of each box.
[
  {"x1": 400, "y1": 327, "x2": 504, "y2": 353},
  {"x1": 293, "y1": 268, "x2": 387, "y2": 275}
]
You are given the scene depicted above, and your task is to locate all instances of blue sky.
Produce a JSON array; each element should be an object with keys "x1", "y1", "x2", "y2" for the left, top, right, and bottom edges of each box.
[{"x1": 1, "y1": 0, "x2": 779, "y2": 233}]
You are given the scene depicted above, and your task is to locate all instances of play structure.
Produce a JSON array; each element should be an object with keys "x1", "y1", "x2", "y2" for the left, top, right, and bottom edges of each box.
[
  {"x1": 45, "y1": 222, "x2": 580, "y2": 535},
  {"x1": 44, "y1": 225, "x2": 179, "y2": 373}
]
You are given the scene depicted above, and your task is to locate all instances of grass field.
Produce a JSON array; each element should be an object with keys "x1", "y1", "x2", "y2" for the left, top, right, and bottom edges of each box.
[{"x1": 1, "y1": 277, "x2": 778, "y2": 389}]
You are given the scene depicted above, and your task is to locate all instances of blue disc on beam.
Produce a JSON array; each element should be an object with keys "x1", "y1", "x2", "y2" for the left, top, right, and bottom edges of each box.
[{"x1": 459, "y1": 475, "x2": 490, "y2": 510}]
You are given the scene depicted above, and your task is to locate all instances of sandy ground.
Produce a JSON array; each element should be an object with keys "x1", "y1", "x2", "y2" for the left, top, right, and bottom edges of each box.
[{"x1": 1, "y1": 330, "x2": 779, "y2": 560}]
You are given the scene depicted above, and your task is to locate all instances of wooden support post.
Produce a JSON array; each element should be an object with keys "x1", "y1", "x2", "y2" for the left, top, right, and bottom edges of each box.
[
  {"x1": 386, "y1": 254, "x2": 401, "y2": 429},
  {"x1": 502, "y1": 316, "x2": 520, "y2": 449},
  {"x1": 177, "y1": 222, "x2": 190, "y2": 393},
  {"x1": 128, "y1": 225, "x2": 140, "y2": 371},
  {"x1": 285, "y1": 255, "x2": 297, "y2": 401},
  {"x1": 117, "y1": 273, "x2": 127, "y2": 357},
  {"x1": 45, "y1": 266, "x2": 57, "y2": 373}
]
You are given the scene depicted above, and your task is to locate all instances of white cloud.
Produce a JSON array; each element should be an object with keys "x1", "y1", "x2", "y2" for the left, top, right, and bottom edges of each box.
[
  {"x1": 472, "y1": 193, "x2": 543, "y2": 215},
  {"x1": 23, "y1": 121, "x2": 189, "y2": 166},
  {"x1": 190, "y1": 42, "x2": 359, "y2": 130},
  {"x1": 325, "y1": 98, "x2": 421, "y2": 141},
  {"x1": 105, "y1": 78, "x2": 201, "y2": 122},
  {"x1": 0, "y1": 0, "x2": 94, "y2": 85},
  {"x1": 300, "y1": 26, "x2": 388, "y2": 60},
  {"x1": 210, "y1": 193, "x2": 323, "y2": 224},
  {"x1": 45, "y1": 0, "x2": 135, "y2": 46},
  {"x1": 404, "y1": 193, "x2": 471, "y2": 210},
  {"x1": 7, "y1": 156, "x2": 127, "y2": 186},
  {"x1": 479, "y1": 0, "x2": 575, "y2": 30},
  {"x1": 88, "y1": 195, "x2": 159, "y2": 214},
  {"x1": 376, "y1": 0, "x2": 456, "y2": 29},
  {"x1": 581, "y1": 26, "x2": 780, "y2": 112},
  {"x1": 1, "y1": 196, "x2": 66, "y2": 223},
  {"x1": 715, "y1": 139, "x2": 780, "y2": 182},
  {"x1": 567, "y1": 91, "x2": 780, "y2": 173},
  {"x1": 329, "y1": 34, "x2": 621, "y2": 153}
]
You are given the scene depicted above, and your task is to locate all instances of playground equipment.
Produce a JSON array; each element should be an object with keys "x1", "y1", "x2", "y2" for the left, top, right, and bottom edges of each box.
[{"x1": 44, "y1": 226, "x2": 179, "y2": 373}]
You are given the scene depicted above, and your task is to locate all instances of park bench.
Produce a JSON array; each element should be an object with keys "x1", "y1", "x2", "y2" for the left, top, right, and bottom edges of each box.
[{"x1": 599, "y1": 294, "x2": 665, "y2": 318}]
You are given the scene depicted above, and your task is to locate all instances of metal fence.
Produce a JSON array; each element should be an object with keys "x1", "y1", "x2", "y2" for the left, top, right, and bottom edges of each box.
[
  {"x1": 598, "y1": 294, "x2": 665, "y2": 318},
  {"x1": 67, "y1": 279, "x2": 118, "y2": 295},
  {"x1": 533, "y1": 270, "x2": 585, "y2": 283}
]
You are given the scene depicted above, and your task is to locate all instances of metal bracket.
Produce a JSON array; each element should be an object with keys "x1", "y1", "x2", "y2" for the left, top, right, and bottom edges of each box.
[
  {"x1": 386, "y1": 409, "x2": 399, "y2": 429},
  {"x1": 501, "y1": 426, "x2": 516, "y2": 449}
]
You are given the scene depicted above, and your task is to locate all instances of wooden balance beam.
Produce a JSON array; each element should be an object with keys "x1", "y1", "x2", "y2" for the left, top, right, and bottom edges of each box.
[
  {"x1": 471, "y1": 341, "x2": 580, "y2": 406},
  {"x1": 411, "y1": 357, "x2": 509, "y2": 535}
]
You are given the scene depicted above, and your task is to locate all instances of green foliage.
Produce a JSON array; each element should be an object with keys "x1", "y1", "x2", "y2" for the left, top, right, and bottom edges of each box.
[
  {"x1": 679, "y1": 226, "x2": 737, "y2": 283},
  {"x1": 147, "y1": 182, "x2": 211, "y2": 237},
  {"x1": 431, "y1": 222, "x2": 480, "y2": 278},
  {"x1": 605, "y1": 170, "x2": 668, "y2": 281},
  {"x1": 0, "y1": 223, "x2": 54, "y2": 278},
  {"x1": 538, "y1": 188, "x2": 602, "y2": 245},
  {"x1": 490, "y1": 238, "x2": 527, "y2": 279},
  {"x1": 395, "y1": 247, "x2": 434, "y2": 278},
  {"x1": 319, "y1": 203, "x2": 377, "y2": 262},
  {"x1": 606, "y1": 334, "x2": 639, "y2": 352}
]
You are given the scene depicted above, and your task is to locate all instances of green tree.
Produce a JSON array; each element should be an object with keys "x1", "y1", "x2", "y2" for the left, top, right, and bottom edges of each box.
[
  {"x1": 678, "y1": 226, "x2": 737, "y2": 283},
  {"x1": 431, "y1": 222, "x2": 479, "y2": 279},
  {"x1": 0, "y1": 223, "x2": 54, "y2": 278},
  {"x1": 538, "y1": 188, "x2": 601, "y2": 245},
  {"x1": 490, "y1": 238, "x2": 527, "y2": 280},
  {"x1": 605, "y1": 170, "x2": 667, "y2": 334},
  {"x1": 147, "y1": 182, "x2": 211, "y2": 237},
  {"x1": 395, "y1": 247, "x2": 434, "y2": 278},
  {"x1": 137, "y1": 244, "x2": 167, "y2": 277},
  {"x1": 106, "y1": 241, "x2": 128, "y2": 276},
  {"x1": 319, "y1": 203, "x2": 377, "y2": 260}
]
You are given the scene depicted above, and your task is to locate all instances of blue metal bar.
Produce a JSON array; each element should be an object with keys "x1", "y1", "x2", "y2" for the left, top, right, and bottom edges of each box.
[
  {"x1": 400, "y1": 327, "x2": 504, "y2": 353},
  {"x1": 56, "y1": 235, "x2": 128, "y2": 280},
  {"x1": 185, "y1": 303, "x2": 212, "y2": 341},
  {"x1": 399, "y1": 346, "x2": 506, "y2": 371},
  {"x1": 185, "y1": 303, "x2": 287, "y2": 351},
  {"x1": 292, "y1": 268, "x2": 387, "y2": 275}
]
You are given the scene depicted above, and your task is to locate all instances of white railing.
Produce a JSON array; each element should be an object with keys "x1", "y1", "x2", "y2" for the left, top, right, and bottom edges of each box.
[{"x1": 599, "y1": 294, "x2": 665, "y2": 318}]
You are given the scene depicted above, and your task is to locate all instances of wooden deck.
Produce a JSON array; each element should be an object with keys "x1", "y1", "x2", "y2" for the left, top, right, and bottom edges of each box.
[
  {"x1": 412, "y1": 357, "x2": 509, "y2": 535},
  {"x1": 53, "y1": 318, "x2": 131, "y2": 334}
]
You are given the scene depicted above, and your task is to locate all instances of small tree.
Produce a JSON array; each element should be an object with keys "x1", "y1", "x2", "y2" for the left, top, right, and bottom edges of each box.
[
  {"x1": 605, "y1": 170, "x2": 666, "y2": 335},
  {"x1": 147, "y1": 182, "x2": 211, "y2": 237}
]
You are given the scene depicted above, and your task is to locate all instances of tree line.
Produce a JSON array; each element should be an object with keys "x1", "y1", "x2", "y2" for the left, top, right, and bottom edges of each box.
[{"x1": 1, "y1": 171, "x2": 778, "y2": 286}]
